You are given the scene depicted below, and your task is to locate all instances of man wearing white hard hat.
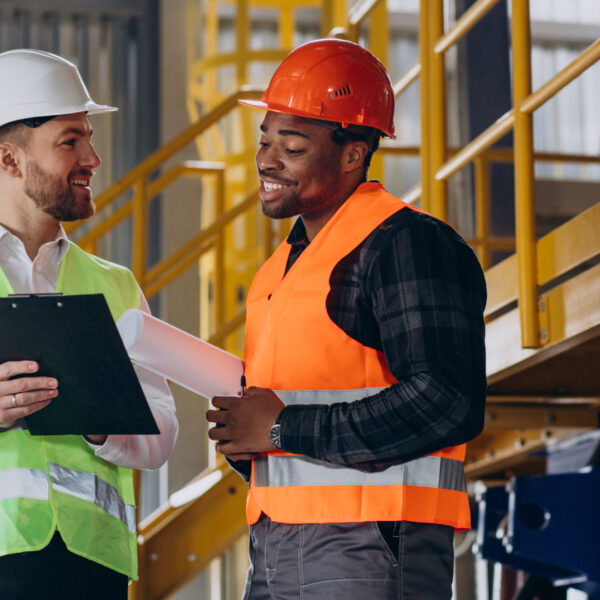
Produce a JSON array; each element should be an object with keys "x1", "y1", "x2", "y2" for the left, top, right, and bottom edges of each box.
[{"x1": 0, "y1": 49, "x2": 178, "y2": 599}]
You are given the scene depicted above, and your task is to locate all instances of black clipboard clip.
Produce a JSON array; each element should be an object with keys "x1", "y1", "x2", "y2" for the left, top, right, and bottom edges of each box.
[{"x1": 8, "y1": 293, "x2": 64, "y2": 297}]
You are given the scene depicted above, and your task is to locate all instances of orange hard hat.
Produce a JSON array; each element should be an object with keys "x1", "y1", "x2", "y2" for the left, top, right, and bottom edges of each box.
[{"x1": 239, "y1": 38, "x2": 395, "y2": 138}]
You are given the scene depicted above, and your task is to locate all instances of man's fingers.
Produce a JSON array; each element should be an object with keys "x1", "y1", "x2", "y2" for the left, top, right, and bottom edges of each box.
[
  {"x1": 0, "y1": 376, "x2": 58, "y2": 399},
  {"x1": 0, "y1": 396, "x2": 53, "y2": 427},
  {"x1": 205, "y1": 409, "x2": 227, "y2": 424},
  {"x1": 211, "y1": 395, "x2": 236, "y2": 409},
  {"x1": 215, "y1": 441, "x2": 238, "y2": 455},
  {"x1": 0, "y1": 361, "x2": 38, "y2": 381},
  {"x1": 8, "y1": 388, "x2": 58, "y2": 408},
  {"x1": 208, "y1": 424, "x2": 230, "y2": 441},
  {"x1": 15, "y1": 397, "x2": 53, "y2": 417}
]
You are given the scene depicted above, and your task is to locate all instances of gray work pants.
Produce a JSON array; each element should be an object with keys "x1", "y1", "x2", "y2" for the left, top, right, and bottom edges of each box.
[{"x1": 243, "y1": 516, "x2": 454, "y2": 600}]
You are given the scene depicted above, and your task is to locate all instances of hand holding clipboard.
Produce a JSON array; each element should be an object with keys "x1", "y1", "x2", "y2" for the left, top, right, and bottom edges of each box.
[{"x1": 0, "y1": 294, "x2": 158, "y2": 436}]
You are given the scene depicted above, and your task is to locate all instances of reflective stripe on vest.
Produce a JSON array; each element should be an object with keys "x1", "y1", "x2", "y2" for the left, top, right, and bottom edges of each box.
[
  {"x1": 49, "y1": 464, "x2": 136, "y2": 534},
  {"x1": 256, "y1": 388, "x2": 466, "y2": 493},
  {"x1": 275, "y1": 387, "x2": 386, "y2": 405},
  {"x1": 254, "y1": 454, "x2": 466, "y2": 491},
  {"x1": 0, "y1": 469, "x2": 49, "y2": 502}
]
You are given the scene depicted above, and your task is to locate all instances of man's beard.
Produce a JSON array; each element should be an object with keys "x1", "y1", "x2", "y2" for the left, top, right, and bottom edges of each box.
[
  {"x1": 24, "y1": 159, "x2": 95, "y2": 222},
  {"x1": 260, "y1": 173, "x2": 342, "y2": 220}
]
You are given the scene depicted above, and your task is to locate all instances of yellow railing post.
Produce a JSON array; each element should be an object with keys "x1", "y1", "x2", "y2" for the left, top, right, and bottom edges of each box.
[
  {"x1": 131, "y1": 179, "x2": 148, "y2": 285},
  {"x1": 236, "y1": 0, "x2": 249, "y2": 87},
  {"x1": 368, "y1": 0, "x2": 388, "y2": 183},
  {"x1": 419, "y1": 0, "x2": 432, "y2": 213},
  {"x1": 128, "y1": 467, "x2": 144, "y2": 600},
  {"x1": 322, "y1": 0, "x2": 347, "y2": 36},
  {"x1": 511, "y1": 0, "x2": 539, "y2": 348},
  {"x1": 215, "y1": 171, "x2": 226, "y2": 332},
  {"x1": 474, "y1": 157, "x2": 491, "y2": 270},
  {"x1": 429, "y1": 0, "x2": 447, "y2": 221}
]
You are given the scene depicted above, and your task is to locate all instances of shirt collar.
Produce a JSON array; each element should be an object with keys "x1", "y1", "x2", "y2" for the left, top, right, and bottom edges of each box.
[
  {"x1": 0, "y1": 223, "x2": 70, "y2": 261},
  {"x1": 286, "y1": 217, "x2": 309, "y2": 247}
]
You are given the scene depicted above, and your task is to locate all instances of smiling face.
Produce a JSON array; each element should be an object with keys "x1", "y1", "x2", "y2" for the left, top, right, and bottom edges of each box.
[
  {"x1": 20, "y1": 112, "x2": 101, "y2": 222},
  {"x1": 256, "y1": 112, "x2": 352, "y2": 236}
]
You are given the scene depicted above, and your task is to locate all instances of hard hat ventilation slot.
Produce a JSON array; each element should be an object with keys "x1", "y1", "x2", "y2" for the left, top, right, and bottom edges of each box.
[{"x1": 329, "y1": 85, "x2": 353, "y2": 99}]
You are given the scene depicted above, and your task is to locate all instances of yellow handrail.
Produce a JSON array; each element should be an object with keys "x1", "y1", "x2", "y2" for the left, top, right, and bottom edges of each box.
[
  {"x1": 520, "y1": 38, "x2": 600, "y2": 114},
  {"x1": 434, "y1": 0, "x2": 503, "y2": 54},
  {"x1": 276, "y1": 0, "x2": 600, "y2": 351},
  {"x1": 416, "y1": 0, "x2": 600, "y2": 348},
  {"x1": 145, "y1": 192, "x2": 259, "y2": 299},
  {"x1": 65, "y1": 88, "x2": 262, "y2": 237},
  {"x1": 392, "y1": 61, "x2": 420, "y2": 96}
]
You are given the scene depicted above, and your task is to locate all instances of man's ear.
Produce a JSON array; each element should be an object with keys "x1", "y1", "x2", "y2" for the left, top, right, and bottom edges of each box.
[
  {"x1": 0, "y1": 142, "x2": 23, "y2": 178},
  {"x1": 341, "y1": 140, "x2": 369, "y2": 174}
]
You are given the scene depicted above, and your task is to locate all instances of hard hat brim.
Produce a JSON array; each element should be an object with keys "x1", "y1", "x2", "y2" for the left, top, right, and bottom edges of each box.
[
  {"x1": 0, "y1": 101, "x2": 117, "y2": 128},
  {"x1": 86, "y1": 102, "x2": 118, "y2": 115},
  {"x1": 237, "y1": 99, "x2": 269, "y2": 110},
  {"x1": 238, "y1": 98, "x2": 395, "y2": 139}
]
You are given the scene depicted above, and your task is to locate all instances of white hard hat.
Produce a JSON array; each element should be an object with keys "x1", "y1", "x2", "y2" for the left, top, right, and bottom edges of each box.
[{"x1": 0, "y1": 49, "x2": 117, "y2": 128}]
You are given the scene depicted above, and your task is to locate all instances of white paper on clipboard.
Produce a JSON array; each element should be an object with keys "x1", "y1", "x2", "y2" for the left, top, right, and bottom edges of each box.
[{"x1": 116, "y1": 308, "x2": 243, "y2": 399}]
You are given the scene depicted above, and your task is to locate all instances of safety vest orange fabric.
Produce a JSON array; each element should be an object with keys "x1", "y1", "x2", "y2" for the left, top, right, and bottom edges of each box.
[{"x1": 244, "y1": 181, "x2": 470, "y2": 530}]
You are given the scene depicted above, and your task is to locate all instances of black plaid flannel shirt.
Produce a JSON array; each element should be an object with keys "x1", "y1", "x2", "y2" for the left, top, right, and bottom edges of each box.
[{"x1": 233, "y1": 200, "x2": 487, "y2": 479}]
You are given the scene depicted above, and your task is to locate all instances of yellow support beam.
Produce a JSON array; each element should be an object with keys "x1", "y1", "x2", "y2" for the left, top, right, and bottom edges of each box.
[
  {"x1": 483, "y1": 404, "x2": 600, "y2": 430},
  {"x1": 236, "y1": 0, "x2": 249, "y2": 87},
  {"x1": 132, "y1": 465, "x2": 248, "y2": 600},
  {"x1": 474, "y1": 157, "x2": 491, "y2": 269},
  {"x1": 428, "y1": 0, "x2": 447, "y2": 221},
  {"x1": 367, "y1": 0, "x2": 388, "y2": 182},
  {"x1": 419, "y1": 0, "x2": 432, "y2": 212},
  {"x1": 512, "y1": 0, "x2": 538, "y2": 349},
  {"x1": 486, "y1": 262, "x2": 600, "y2": 382},
  {"x1": 131, "y1": 179, "x2": 148, "y2": 284},
  {"x1": 537, "y1": 201, "x2": 600, "y2": 286},
  {"x1": 347, "y1": 0, "x2": 383, "y2": 41},
  {"x1": 484, "y1": 200, "x2": 600, "y2": 319},
  {"x1": 321, "y1": 0, "x2": 348, "y2": 35}
]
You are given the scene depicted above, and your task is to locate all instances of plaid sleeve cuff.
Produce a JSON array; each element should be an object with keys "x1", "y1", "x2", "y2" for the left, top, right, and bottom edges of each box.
[{"x1": 279, "y1": 404, "x2": 325, "y2": 457}]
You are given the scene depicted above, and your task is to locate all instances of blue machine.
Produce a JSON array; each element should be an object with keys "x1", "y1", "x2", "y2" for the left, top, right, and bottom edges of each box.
[{"x1": 475, "y1": 432, "x2": 600, "y2": 598}]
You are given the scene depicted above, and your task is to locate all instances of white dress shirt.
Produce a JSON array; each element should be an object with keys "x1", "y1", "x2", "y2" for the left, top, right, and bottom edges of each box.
[{"x1": 0, "y1": 224, "x2": 178, "y2": 470}]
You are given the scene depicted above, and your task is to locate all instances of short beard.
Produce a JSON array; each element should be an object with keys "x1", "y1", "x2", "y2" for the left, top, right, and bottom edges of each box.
[
  {"x1": 24, "y1": 159, "x2": 95, "y2": 222},
  {"x1": 260, "y1": 173, "x2": 343, "y2": 220}
]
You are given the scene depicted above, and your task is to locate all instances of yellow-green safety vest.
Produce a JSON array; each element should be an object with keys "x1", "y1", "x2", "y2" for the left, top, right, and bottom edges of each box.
[{"x1": 0, "y1": 242, "x2": 141, "y2": 579}]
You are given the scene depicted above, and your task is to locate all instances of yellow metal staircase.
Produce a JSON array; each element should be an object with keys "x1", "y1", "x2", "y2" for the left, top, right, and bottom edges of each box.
[{"x1": 65, "y1": 0, "x2": 600, "y2": 597}]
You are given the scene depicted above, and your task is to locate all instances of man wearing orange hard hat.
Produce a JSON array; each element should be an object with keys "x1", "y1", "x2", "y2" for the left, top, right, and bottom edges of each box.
[{"x1": 207, "y1": 38, "x2": 486, "y2": 599}]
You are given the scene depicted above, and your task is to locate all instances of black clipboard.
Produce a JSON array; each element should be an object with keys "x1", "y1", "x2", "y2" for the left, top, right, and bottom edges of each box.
[{"x1": 0, "y1": 294, "x2": 159, "y2": 436}]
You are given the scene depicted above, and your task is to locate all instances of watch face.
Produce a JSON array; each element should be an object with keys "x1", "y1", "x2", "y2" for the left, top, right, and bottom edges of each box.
[{"x1": 269, "y1": 422, "x2": 281, "y2": 448}]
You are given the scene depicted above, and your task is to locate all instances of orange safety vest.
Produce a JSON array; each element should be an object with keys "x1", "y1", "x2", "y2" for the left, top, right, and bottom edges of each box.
[{"x1": 244, "y1": 182, "x2": 471, "y2": 530}]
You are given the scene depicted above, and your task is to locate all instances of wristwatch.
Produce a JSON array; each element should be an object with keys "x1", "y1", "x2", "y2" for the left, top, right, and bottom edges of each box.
[{"x1": 268, "y1": 416, "x2": 282, "y2": 449}]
